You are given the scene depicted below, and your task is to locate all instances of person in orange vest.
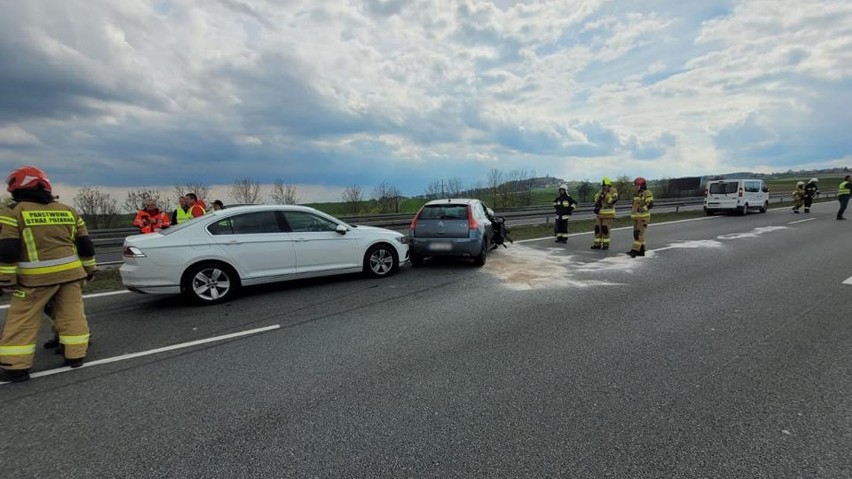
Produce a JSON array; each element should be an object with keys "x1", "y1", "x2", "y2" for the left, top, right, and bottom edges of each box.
[
  {"x1": 133, "y1": 199, "x2": 171, "y2": 234},
  {"x1": 0, "y1": 166, "x2": 96, "y2": 382},
  {"x1": 186, "y1": 193, "x2": 206, "y2": 218}
]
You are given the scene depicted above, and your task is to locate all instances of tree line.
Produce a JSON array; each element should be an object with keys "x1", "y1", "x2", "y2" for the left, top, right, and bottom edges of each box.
[{"x1": 0, "y1": 169, "x2": 714, "y2": 230}]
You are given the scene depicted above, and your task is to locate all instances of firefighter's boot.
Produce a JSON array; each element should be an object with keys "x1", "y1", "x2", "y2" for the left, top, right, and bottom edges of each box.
[
  {"x1": 64, "y1": 357, "x2": 85, "y2": 368},
  {"x1": 0, "y1": 369, "x2": 30, "y2": 383}
]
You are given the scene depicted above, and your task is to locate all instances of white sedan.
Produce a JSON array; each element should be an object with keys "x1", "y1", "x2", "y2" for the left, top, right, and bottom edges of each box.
[{"x1": 120, "y1": 205, "x2": 409, "y2": 304}]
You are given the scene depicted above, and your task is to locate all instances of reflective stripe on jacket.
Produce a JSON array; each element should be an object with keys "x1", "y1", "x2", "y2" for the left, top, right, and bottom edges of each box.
[
  {"x1": 839, "y1": 181, "x2": 851, "y2": 197},
  {"x1": 134, "y1": 209, "x2": 170, "y2": 233},
  {"x1": 0, "y1": 201, "x2": 94, "y2": 287},
  {"x1": 630, "y1": 190, "x2": 654, "y2": 219},
  {"x1": 594, "y1": 188, "x2": 618, "y2": 218}
]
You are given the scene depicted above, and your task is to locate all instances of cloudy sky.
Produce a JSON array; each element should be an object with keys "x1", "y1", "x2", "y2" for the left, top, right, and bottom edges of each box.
[{"x1": 0, "y1": 0, "x2": 850, "y2": 203}]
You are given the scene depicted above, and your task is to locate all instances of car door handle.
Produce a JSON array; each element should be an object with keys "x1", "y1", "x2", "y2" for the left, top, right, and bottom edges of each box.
[
  {"x1": 294, "y1": 238, "x2": 309, "y2": 242},
  {"x1": 224, "y1": 240, "x2": 243, "y2": 245}
]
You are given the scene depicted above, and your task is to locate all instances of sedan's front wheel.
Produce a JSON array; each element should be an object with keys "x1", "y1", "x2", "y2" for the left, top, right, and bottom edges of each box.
[
  {"x1": 364, "y1": 244, "x2": 398, "y2": 278},
  {"x1": 183, "y1": 262, "x2": 240, "y2": 305}
]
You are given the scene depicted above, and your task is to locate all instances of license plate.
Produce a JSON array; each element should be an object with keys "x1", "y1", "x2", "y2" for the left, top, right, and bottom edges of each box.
[{"x1": 428, "y1": 242, "x2": 452, "y2": 251}]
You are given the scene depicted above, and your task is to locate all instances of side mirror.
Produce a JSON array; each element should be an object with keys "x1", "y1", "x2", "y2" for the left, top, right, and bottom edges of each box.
[
  {"x1": 486, "y1": 208, "x2": 495, "y2": 217},
  {"x1": 336, "y1": 224, "x2": 349, "y2": 235}
]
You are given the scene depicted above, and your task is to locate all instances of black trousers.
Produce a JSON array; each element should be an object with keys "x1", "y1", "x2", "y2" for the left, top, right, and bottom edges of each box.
[{"x1": 838, "y1": 195, "x2": 850, "y2": 219}]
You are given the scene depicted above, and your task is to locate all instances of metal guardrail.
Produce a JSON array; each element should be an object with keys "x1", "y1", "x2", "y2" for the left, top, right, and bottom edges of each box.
[{"x1": 90, "y1": 191, "x2": 837, "y2": 248}]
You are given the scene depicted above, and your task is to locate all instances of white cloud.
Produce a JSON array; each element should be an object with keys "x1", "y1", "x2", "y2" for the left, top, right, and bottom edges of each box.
[
  {"x1": 0, "y1": 126, "x2": 40, "y2": 146},
  {"x1": 0, "y1": 0, "x2": 849, "y2": 196}
]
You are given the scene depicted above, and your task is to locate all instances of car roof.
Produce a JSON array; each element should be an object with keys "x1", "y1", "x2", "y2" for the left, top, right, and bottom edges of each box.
[
  {"x1": 423, "y1": 198, "x2": 480, "y2": 206},
  {"x1": 212, "y1": 204, "x2": 319, "y2": 213}
]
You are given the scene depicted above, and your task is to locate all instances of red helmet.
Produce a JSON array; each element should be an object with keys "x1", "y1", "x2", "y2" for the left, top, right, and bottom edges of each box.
[
  {"x1": 6, "y1": 166, "x2": 52, "y2": 193},
  {"x1": 634, "y1": 176, "x2": 647, "y2": 187}
]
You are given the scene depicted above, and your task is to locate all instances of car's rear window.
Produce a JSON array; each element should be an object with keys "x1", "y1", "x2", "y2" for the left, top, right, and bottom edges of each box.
[
  {"x1": 419, "y1": 205, "x2": 469, "y2": 219},
  {"x1": 709, "y1": 182, "x2": 739, "y2": 194}
]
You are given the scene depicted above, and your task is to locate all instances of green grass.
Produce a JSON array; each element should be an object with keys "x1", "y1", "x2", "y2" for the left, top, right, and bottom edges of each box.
[
  {"x1": 764, "y1": 175, "x2": 845, "y2": 193},
  {"x1": 83, "y1": 267, "x2": 124, "y2": 294}
]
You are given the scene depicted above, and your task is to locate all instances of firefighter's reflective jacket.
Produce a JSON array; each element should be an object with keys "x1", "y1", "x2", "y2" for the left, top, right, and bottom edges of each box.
[
  {"x1": 804, "y1": 182, "x2": 819, "y2": 198},
  {"x1": 594, "y1": 187, "x2": 618, "y2": 218},
  {"x1": 0, "y1": 201, "x2": 97, "y2": 287},
  {"x1": 630, "y1": 190, "x2": 654, "y2": 219},
  {"x1": 553, "y1": 194, "x2": 577, "y2": 219}
]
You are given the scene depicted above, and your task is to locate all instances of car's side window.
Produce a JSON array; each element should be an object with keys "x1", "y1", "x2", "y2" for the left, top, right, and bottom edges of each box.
[
  {"x1": 208, "y1": 219, "x2": 233, "y2": 235},
  {"x1": 478, "y1": 203, "x2": 489, "y2": 219},
  {"x1": 745, "y1": 181, "x2": 760, "y2": 193},
  {"x1": 208, "y1": 211, "x2": 282, "y2": 235},
  {"x1": 284, "y1": 211, "x2": 339, "y2": 233}
]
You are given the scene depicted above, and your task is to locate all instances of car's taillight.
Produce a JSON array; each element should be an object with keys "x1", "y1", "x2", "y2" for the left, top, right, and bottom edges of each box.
[
  {"x1": 409, "y1": 207, "x2": 423, "y2": 230},
  {"x1": 738, "y1": 188, "x2": 744, "y2": 197},
  {"x1": 467, "y1": 206, "x2": 478, "y2": 230},
  {"x1": 123, "y1": 246, "x2": 146, "y2": 258}
]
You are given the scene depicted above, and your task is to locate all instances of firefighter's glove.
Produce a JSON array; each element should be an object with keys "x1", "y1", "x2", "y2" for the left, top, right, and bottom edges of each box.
[{"x1": 593, "y1": 206, "x2": 601, "y2": 214}]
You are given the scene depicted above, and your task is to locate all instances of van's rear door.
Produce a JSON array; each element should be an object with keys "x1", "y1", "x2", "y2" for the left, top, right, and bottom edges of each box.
[{"x1": 707, "y1": 181, "x2": 740, "y2": 207}]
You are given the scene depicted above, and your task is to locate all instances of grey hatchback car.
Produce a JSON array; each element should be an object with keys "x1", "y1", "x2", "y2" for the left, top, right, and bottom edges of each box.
[{"x1": 408, "y1": 198, "x2": 495, "y2": 267}]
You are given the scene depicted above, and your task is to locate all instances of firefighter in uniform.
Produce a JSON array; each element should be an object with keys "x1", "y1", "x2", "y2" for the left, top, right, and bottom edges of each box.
[
  {"x1": 792, "y1": 181, "x2": 805, "y2": 213},
  {"x1": 133, "y1": 199, "x2": 171, "y2": 233},
  {"x1": 803, "y1": 178, "x2": 819, "y2": 213},
  {"x1": 627, "y1": 177, "x2": 654, "y2": 258},
  {"x1": 553, "y1": 184, "x2": 577, "y2": 243},
  {"x1": 591, "y1": 177, "x2": 618, "y2": 250},
  {"x1": 0, "y1": 166, "x2": 96, "y2": 383}
]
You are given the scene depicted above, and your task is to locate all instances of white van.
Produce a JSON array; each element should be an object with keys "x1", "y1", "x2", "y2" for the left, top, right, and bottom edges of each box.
[{"x1": 704, "y1": 178, "x2": 769, "y2": 215}]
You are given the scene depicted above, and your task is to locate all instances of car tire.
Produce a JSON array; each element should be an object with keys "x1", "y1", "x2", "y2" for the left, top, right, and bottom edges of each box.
[
  {"x1": 182, "y1": 261, "x2": 240, "y2": 305},
  {"x1": 364, "y1": 243, "x2": 398, "y2": 278},
  {"x1": 473, "y1": 241, "x2": 487, "y2": 267},
  {"x1": 760, "y1": 201, "x2": 768, "y2": 213},
  {"x1": 705, "y1": 208, "x2": 714, "y2": 216},
  {"x1": 410, "y1": 253, "x2": 424, "y2": 267},
  {"x1": 738, "y1": 204, "x2": 748, "y2": 216}
]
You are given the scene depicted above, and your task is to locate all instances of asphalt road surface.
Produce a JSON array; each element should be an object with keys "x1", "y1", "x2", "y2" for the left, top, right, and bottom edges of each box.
[{"x1": 1, "y1": 206, "x2": 850, "y2": 478}]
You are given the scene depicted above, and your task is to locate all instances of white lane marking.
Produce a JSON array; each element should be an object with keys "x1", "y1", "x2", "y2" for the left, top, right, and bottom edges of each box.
[
  {"x1": 843, "y1": 276, "x2": 852, "y2": 285},
  {"x1": 0, "y1": 290, "x2": 130, "y2": 310},
  {"x1": 788, "y1": 218, "x2": 816, "y2": 225},
  {"x1": 516, "y1": 215, "x2": 721, "y2": 243},
  {"x1": 0, "y1": 325, "x2": 281, "y2": 385}
]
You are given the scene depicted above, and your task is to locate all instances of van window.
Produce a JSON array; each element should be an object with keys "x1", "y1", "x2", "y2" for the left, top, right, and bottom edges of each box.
[
  {"x1": 709, "y1": 182, "x2": 738, "y2": 195},
  {"x1": 744, "y1": 181, "x2": 761, "y2": 193}
]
